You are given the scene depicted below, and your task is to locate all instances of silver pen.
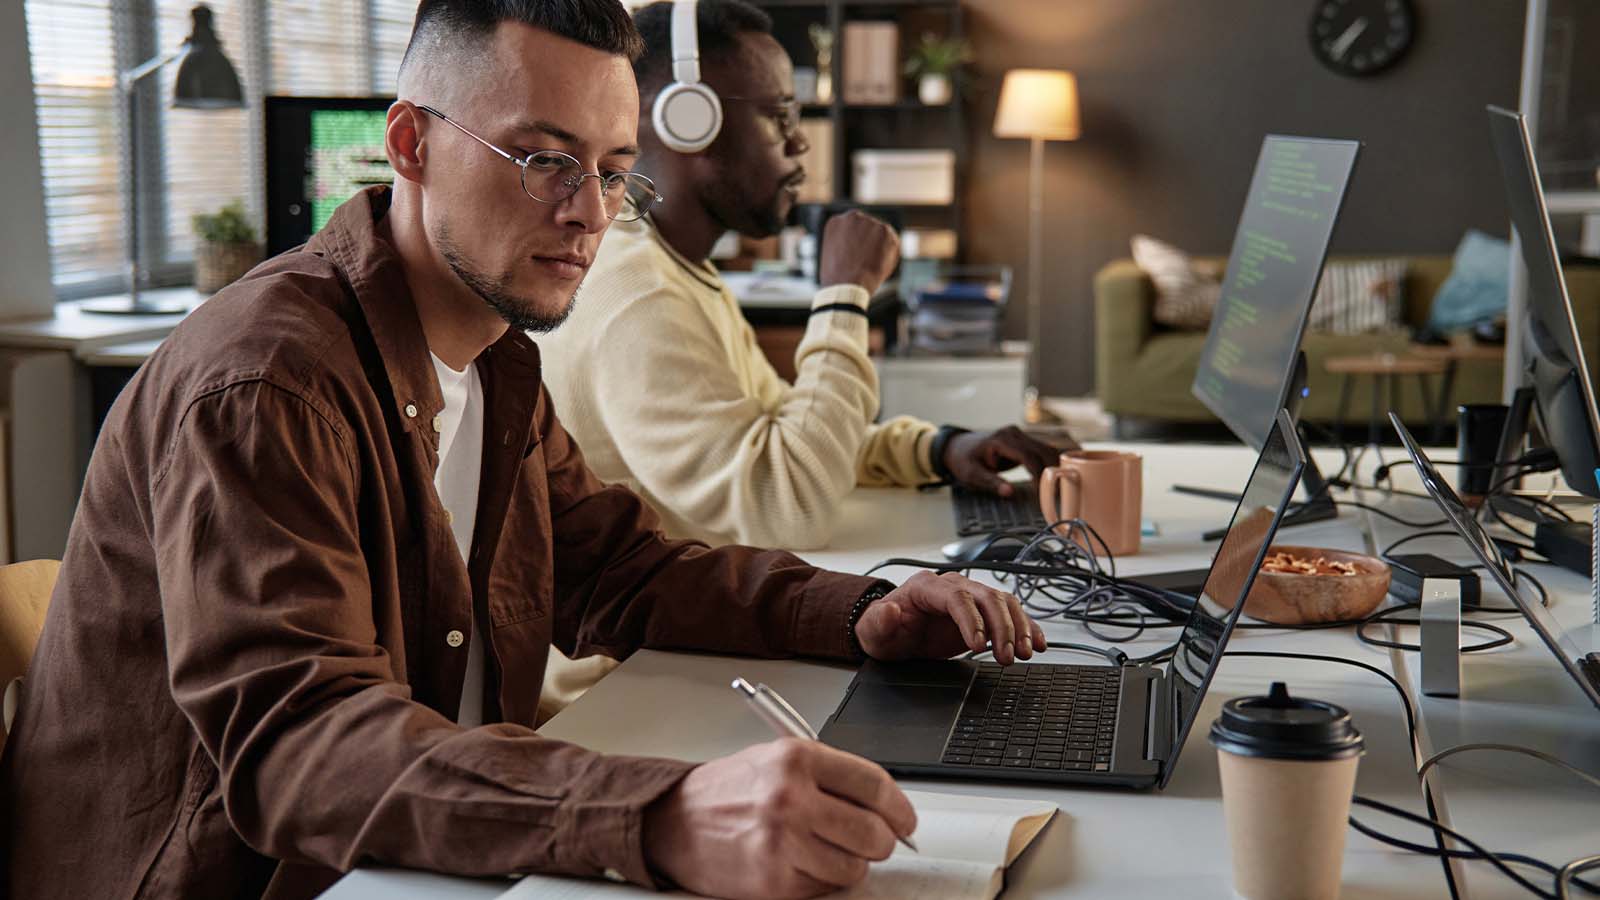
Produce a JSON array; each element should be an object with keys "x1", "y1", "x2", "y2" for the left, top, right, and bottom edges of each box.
[{"x1": 731, "y1": 677, "x2": 918, "y2": 852}]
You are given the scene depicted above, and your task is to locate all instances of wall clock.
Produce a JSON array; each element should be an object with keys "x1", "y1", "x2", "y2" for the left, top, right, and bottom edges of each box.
[{"x1": 1310, "y1": 0, "x2": 1416, "y2": 77}]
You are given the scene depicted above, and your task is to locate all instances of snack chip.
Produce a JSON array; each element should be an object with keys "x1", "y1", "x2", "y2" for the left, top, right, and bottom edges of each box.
[{"x1": 1260, "y1": 551, "x2": 1358, "y2": 577}]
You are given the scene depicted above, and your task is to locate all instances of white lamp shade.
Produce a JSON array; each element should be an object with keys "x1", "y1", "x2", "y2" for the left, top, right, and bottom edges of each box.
[{"x1": 993, "y1": 69, "x2": 1080, "y2": 141}]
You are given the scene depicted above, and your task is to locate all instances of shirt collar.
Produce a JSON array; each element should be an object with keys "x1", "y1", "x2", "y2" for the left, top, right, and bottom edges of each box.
[{"x1": 308, "y1": 185, "x2": 543, "y2": 432}]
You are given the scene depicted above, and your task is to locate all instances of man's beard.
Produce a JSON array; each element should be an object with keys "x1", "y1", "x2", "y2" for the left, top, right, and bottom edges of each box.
[
  {"x1": 436, "y1": 226, "x2": 577, "y2": 334},
  {"x1": 706, "y1": 181, "x2": 786, "y2": 240}
]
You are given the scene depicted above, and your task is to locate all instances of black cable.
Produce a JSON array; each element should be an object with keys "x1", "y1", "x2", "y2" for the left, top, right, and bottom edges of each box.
[
  {"x1": 1489, "y1": 501, "x2": 1537, "y2": 539},
  {"x1": 1336, "y1": 499, "x2": 1449, "y2": 528},
  {"x1": 1381, "y1": 529, "x2": 1468, "y2": 558},
  {"x1": 1354, "y1": 604, "x2": 1515, "y2": 653},
  {"x1": 1348, "y1": 797, "x2": 1596, "y2": 899}
]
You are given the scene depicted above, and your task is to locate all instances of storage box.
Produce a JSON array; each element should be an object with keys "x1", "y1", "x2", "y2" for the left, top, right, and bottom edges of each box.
[
  {"x1": 841, "y1": 22, "x2": 899, "y2": 105},
  {"x1": 851, "y1": 149, "x2": 955, "y2": 205},
  {"x1": 901, "y1": 227, "x2": 958, "y2": 260}
]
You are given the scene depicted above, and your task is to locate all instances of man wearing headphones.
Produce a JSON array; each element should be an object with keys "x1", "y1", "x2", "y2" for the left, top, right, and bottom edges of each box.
[{"x1": 537, "y1": 0, "x2": 1068, "y2": 557}]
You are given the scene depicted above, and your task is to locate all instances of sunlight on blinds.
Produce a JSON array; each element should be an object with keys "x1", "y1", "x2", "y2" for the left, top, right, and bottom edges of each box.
[
  {"x1": 25, "y1": 0, "x2": 125, "y2": 292},
  {"x1": 159, "y1": 0, "x2": 253, "y2": 262}
]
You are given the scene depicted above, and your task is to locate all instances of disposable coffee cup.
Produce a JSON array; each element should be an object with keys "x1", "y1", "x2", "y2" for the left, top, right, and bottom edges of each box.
[{"x1": 1208, "y1": 682, "x2": 1364, "y2": 900}]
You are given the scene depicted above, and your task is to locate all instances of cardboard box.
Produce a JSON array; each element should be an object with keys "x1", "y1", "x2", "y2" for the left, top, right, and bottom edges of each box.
[
  {"x1": 842, "y1": 22, "x2": 899, "y2": 105},
  {"x1": 852, "y1": 149, "x2": 955, "y2": 205}
]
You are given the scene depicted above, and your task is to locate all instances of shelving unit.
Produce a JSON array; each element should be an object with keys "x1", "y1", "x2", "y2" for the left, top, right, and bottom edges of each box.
[{"x1": 754, "y1": 0, "x2": 968, "y2": 257}]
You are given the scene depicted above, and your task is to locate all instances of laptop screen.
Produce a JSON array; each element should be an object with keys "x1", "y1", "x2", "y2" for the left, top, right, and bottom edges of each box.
[
  {"x1": 1191, "y1": 135, "x2": 1360, "y2": 450},
  {"x1": 1391, "y1": 414, "x2": 1600, "y2": 711},
  {"x1": 1158, "y1": 410, "x2": 1307, "y2": 788}
]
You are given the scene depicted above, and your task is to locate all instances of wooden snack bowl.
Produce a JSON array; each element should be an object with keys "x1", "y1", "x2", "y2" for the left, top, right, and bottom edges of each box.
[{"x1": 1243, "y1": 545, "x2": 1392, "y2": 625}]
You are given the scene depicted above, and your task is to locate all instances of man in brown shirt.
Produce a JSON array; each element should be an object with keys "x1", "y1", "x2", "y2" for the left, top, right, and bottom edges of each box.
[{"x1": 0, "y1": 2, "x2": 1045, "y2": 899}]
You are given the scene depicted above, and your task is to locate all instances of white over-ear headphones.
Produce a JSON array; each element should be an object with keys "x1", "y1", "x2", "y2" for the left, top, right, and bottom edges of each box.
[{"x1": 651, "y1": 0, "x2": 723, "y2": 154}]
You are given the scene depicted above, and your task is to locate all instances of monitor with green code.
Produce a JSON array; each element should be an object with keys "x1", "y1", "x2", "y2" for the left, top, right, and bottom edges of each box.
[{"x1": 265, "y1": 96, "x2": 394, "y2": 256}]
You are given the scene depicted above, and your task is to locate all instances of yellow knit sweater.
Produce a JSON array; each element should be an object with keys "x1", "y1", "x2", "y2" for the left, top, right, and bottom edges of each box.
[{"x1": 537, "y1": 213, "x2": 937, "y2": 551}]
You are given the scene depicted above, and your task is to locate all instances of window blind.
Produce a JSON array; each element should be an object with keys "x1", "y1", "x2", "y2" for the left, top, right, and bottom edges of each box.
[
  {"x1": 25, "y1": 0, "x2": 127, "y2": 295},
  {"x1": 26, "y1": 0, "x2": 419, "y2": 299},
  {"x1": 158, "y1": 0, "x2": 253, "y2": 265}
]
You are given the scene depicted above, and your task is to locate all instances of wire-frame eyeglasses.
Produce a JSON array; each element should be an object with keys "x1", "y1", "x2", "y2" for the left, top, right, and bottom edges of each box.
[{"x1": 416, "y1": 104, "x2": 662, "y2": 222}]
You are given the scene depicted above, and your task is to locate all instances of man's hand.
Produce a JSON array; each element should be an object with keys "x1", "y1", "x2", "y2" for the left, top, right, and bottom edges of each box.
[
  {"x1": 818, "y1": 211, "x2": 900, "y2": 296},
  {"x1": 855, "y1": 570, "x2": 1047, "y2": 665},
  {"x1": 943, "y1": 426, "x2": 1071, "y2": 498},
  {"x1": 643, "y1": 738, "x2": 916, "y2": 899}
]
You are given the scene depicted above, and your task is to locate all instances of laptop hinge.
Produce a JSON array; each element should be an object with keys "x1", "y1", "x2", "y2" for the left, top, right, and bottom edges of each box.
[{"x1": 1143, "y1": 669, "x2": 1171, "y2": 765}]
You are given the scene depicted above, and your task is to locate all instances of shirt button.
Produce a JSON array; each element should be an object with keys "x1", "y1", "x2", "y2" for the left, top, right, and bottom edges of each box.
[
  {"x1": 444, "y1": 510, "x2": 454, "y2": 525},
  {"x1": 602, "y1": 868, "x2": 626, "y2": 883},
  {"x1": 432, "y1": 415, "x2": 443, "y2": 433},
  {"x1": 446, "y1": 630, "x2": 464, "y2": 648},
  {"x1": 404, "y1": 403, "x2": 419, "y2": 418}
]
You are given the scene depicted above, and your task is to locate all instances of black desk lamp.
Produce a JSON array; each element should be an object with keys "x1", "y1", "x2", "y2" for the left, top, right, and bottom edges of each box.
[{"x1": 82, "y1": 4, "x2": 245, "y2": 315}]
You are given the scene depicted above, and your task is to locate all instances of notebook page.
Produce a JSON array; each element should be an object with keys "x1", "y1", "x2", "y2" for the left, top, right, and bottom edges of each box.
[
  {"x1": 503, "y1": 790, "x2": 1057, "y2": 900},
  {"x1": 898, "y1": 789, "x2": 1058, "y2": 866},
  {"x1": 834, "y1": 855, "x2": 998, "y2": 900}
]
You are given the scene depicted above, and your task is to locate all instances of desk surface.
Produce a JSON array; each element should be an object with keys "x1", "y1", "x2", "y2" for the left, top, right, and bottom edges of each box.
[
  {"x1": 323, "y1": 442, "x2": 1597, "y2": 899},
  {"x1": 0, "y1": 293, "x2": 188, "y2": 354}
]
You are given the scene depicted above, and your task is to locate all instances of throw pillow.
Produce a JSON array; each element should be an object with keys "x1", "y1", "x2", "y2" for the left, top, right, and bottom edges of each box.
[
  {"x1": 1425, "y1": 230, "x2": 1510, "y2": 335},
  {"x1": 1131, "y1": 234, "x2": 1222, "y2": 330},
  {"x1": 1307, "y1": 259, "x2": 1408, "y2": 335}
]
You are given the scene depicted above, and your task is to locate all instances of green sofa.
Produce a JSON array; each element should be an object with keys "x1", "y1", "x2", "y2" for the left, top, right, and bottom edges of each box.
[{"x1": 1094, "y1": 255, "x2": 1600, "y2": 431}]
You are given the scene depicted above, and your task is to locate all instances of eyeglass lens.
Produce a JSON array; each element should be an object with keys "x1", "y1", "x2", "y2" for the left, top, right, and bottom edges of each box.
[{"x1": 521, "y1": 151, "x2": 659, "y2": 222}]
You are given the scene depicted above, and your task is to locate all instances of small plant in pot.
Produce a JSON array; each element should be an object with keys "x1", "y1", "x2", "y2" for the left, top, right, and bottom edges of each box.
[
  {"x1": 191, "y1": 202, "x2": 261, "y2": 294},
  {"x1": 904, "y1": 33, "x2": 972, "y2": 106}
]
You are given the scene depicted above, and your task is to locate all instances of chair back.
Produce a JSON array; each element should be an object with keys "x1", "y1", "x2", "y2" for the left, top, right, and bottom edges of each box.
[{"x1": 0, "y1": 559, "x2": 60, "y2": 742}]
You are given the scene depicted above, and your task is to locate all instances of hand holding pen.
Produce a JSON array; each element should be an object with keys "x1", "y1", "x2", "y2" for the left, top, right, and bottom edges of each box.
[{"x1": 733, "y1": 677, "x2": 918, "y2": 852}]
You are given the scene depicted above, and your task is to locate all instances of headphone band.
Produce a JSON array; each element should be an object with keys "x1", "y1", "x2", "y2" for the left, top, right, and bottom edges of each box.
[{"x1": 670, "y1": 0, "x2": 701, "y2": 86}]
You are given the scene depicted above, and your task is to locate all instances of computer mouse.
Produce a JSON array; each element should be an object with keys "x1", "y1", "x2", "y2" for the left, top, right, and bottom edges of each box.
[{"x1": 941, "y1": 534, "x2": 1029, "y2": 564}]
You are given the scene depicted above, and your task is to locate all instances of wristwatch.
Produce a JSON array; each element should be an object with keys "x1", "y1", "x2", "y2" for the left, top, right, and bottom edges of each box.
[
  {"x1": 928, "y1": 425, "x2": 969, "y2": 482},
  {"x1": 846, "y1": 581, "x2": 895, "y2": 660}
]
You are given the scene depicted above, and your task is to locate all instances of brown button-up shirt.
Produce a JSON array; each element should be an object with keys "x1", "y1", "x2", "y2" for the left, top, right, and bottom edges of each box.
[{"x1": 0, "y1": 187, "x2": 878, "y2": 899}]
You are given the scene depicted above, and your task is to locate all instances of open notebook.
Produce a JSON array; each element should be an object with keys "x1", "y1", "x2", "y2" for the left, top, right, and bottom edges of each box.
[{"x1": 504, "y1": 790, "x2": 1057, "y2": 900}]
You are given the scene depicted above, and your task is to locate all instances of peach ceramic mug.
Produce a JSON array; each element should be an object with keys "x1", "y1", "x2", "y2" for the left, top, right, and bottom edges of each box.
[{"x1": 1039, "y1": 450, "x2": 1143, "y2": 556}]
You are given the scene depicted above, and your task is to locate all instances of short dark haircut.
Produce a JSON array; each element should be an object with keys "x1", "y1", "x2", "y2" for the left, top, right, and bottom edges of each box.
[
  {"x1": 632, "y1": 0, "x2": 773, "y2": 96},
  {"x1": 400, "y1": 0, "x2": 644, "y2": 78}
]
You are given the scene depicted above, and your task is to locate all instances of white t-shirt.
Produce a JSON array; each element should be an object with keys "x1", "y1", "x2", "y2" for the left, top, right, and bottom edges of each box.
[{"x1": 430, "y1": 353, "x2": 486, "y2": 727}]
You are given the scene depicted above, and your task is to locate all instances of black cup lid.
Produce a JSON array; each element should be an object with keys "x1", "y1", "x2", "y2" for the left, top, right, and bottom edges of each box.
[{"x1": 1208, "y1": 682, "x2": 1365, "y2": 761}]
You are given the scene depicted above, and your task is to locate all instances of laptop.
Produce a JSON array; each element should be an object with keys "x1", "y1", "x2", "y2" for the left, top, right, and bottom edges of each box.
[
  {"x1": 821, "y1": 410, "x2": 1307, "y2": 788},
  {"x1": 1391, "y1": 414, "x2": 1600, "y2": 711}
]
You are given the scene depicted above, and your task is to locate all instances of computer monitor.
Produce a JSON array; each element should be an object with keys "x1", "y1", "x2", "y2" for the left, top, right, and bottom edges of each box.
[
  {"x1": 265, "y1": 96, "x2": 395, "y2": 256},
  {"x1": 1486, "y1": 105, "x2": 1600, "y2": 499},
  {"x1": 1192, "y1": 135, "x2": 1361, "y2": 450}
]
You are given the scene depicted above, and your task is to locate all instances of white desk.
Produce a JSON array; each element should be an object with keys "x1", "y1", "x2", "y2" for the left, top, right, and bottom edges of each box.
[
  {"x1": 1354, "y1": 477, "x2": 1600, "y2": 895},
  {"x1": 323, "y1": 441, "x2": 1600, "y2": 898},
  {"x1": 0, "y1": 293, "x2": 188, "y2": 355}
]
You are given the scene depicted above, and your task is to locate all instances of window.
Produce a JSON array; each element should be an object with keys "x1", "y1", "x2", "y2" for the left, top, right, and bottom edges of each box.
[{"x1": 24, "y1": 0, "x2": 414, "y2": 299}]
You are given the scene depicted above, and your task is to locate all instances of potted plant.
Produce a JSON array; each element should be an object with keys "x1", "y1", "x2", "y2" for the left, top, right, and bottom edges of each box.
[
  {"x1": 903, "y1": 33, "x2": 972, "y2": 106},
  {"x1": 191, "y1": 201, "x2": 260, "y2": 294}
]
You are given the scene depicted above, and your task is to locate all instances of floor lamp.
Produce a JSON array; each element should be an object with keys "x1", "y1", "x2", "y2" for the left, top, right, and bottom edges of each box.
[
  {"x1": 83, "y1": 4, "x2": 244, "y2": 315},
  {"x1": 993, "y1": 69, "x2": 1079, "y2": 421}
]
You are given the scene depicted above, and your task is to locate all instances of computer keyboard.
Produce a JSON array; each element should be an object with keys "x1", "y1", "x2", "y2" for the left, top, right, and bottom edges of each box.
[
  {"x1": 940, "y1": 663, "x2": 1119, "y2": 771},
  {"x1": 950, "y1": 483, "x2": 1049, "y2": 537}
]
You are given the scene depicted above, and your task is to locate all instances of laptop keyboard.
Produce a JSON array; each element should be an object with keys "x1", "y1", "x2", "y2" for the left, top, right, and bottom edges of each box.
[
  {"x1": 940, "y1": 663, "x2": 1120, "y2": 772},
  {"x1": 951, "y1": 483, "x2": 1049, "y2": 537}
]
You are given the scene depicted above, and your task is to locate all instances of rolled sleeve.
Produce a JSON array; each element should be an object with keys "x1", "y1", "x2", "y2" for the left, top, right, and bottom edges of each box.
[{"x1": 563, "y1": 755, "x2": 696, "y2": 887}]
